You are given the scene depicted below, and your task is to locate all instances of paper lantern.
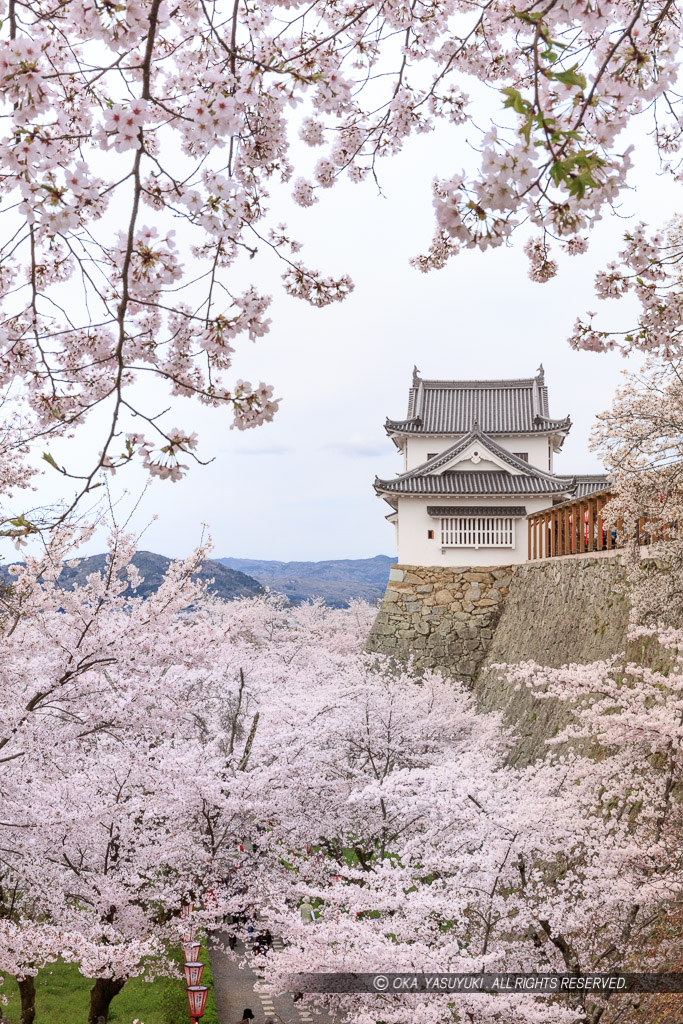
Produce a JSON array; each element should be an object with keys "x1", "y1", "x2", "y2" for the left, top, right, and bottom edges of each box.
[
  {"x1": 183, "y1": 961, "x2": 204, "y2": 987},
  {"x1": 183, "y1": 940, "x2": 201, "y2": 962},
  {"x1": 186, "y1": 985, "x2": 209, "y2": 1019}
]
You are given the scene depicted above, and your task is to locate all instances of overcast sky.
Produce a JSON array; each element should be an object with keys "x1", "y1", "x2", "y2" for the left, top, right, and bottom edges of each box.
[{"x1": 23, "y1": 117, "x2": 680, "y2": 563}]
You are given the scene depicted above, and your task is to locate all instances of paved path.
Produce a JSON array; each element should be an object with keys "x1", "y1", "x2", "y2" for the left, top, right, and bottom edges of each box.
[{"x1": 208, "y1": 930, "x2": 336, "y2": 1024}]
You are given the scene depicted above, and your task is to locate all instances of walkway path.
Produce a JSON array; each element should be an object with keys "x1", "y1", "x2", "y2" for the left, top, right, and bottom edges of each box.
[{"x1": 208, "y1": 930, "x2": 336, "y2": 1024}]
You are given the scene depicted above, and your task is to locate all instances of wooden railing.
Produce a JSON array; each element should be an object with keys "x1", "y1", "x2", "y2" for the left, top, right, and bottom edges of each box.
[
  {"x1": 527, "y1": 490, "x2": 619, "y2": 560},
  {"x1": 527, "y1": 490, "x2": 677, "y2": 560}
]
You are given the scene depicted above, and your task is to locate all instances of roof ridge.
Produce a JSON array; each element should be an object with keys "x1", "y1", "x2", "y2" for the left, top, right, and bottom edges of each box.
[{"x1": 415, "y1": 377, "x2": 540, "y2": 389}]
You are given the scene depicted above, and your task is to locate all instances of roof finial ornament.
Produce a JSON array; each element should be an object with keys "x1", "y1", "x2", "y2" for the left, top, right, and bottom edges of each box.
[
  {"x1": 412, "y1": 365, "x2": 421, "y2": 386},
  {"x1": 537, "y1": 363, "x2": 545, "y2": 382}
]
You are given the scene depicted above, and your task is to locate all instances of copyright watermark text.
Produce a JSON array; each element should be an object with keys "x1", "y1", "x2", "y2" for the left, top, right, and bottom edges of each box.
[{"x1": 285, "y1": 972, "x2": 683, "y2": 995}]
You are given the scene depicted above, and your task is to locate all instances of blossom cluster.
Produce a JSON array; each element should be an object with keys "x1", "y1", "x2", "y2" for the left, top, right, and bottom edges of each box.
[
  {"x1": 2, "y1": 525, "x2": 680, "y2": 1022},
  {"x1": 570, "y1": 221, "x2": 683, "y2": 356},
  {"x1": 0, "y1": 0, "x2": 681, "y2": 527}
]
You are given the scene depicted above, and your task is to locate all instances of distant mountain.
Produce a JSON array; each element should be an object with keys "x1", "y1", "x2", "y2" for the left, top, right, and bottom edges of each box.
[
  {"x1": 1, "y1": 551, "x2": 395, "y2": 607},
  {"x1": 216, "y1": 555, "x2": 395, "y2": 607},
  {"x1": 1, "y1": 551, "x2": 263, "y2": 602}
]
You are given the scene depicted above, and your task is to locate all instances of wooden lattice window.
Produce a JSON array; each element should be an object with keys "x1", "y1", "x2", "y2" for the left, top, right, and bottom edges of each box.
[{"x1": 441, "y1": 516, "x2": 515, "y2": 549}]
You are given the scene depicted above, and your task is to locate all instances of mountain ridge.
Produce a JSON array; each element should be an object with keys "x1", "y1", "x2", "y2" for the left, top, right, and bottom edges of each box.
[
  {"x1": 217, "y1": 554, "x2": 395, "y2": 607},
  {"x1": 1, "y1": 552, "x2": 395, "y2": 606},
  {"x1": 0, "y1": 550, "x2": 263, "y2": 602}
]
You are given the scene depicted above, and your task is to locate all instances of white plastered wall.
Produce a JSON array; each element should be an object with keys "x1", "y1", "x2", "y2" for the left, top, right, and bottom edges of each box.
[
  {"x1": 395, "y1": 496, "x2": 554, "y2": 567},
  {"x1": 404, "y1": 435, "x2": 554, "y2": 473}
]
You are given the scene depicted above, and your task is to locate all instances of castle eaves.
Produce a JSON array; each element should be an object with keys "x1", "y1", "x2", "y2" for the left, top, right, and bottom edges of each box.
[{"x1": 374, "y1": 471, "x2": 574, "y2": 497}]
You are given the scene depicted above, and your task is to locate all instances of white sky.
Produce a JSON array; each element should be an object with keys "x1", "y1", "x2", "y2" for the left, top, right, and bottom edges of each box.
[{"x1": 19, "y1": 117, "x2": 680, "y2": 562}]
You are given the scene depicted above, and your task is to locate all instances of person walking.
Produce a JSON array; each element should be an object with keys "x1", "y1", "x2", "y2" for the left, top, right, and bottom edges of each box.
[
  {"x1": 252, "y1": 928, "x2": 273, "y2": 956},
  {"x1": 236, "y1": 1010, "x2": 255, "y2": 1023},
  {"x1": 222, "y1": 867, "x2": 239, "y2": 923}
]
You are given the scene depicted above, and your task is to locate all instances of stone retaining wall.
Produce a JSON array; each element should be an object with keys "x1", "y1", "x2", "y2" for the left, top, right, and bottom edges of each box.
[
  {"x1": 365, "y1": 563, "x2": 516, "y2": 683},
  {"x1": 366, "y1": 553, "x2": 632, "y2": 763},
  {"x1": 473, "y1": 554, "x2": 629, "y2": 763}
]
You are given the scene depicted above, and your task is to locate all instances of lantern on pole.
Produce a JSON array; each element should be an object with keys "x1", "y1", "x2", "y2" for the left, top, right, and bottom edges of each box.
[
  {"x1": 182, "y1": 925, "x2": 197, "y2": 942},
  {"x1": 180, "y1": 903, "x2": 194, "y2": 920},
  {"x1": 183, "y1": 940, "x2": 201, "y2": 962},
  {"x1": 183, "y1": 961, "x2": 204, "y2": 987},
  {"x1": 186, "y1": 985, "x2": 209, "y2": 1022}
]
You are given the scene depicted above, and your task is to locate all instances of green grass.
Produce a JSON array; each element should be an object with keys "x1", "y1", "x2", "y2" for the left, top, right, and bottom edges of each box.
[{"x1": 0, "y1": 942, "x2": 218, "y2": 1024}]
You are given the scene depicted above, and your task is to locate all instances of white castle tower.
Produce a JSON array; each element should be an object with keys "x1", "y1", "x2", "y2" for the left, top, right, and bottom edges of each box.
[{"x1": 374, "y1": 366, "x2": 606, "y2": 567}]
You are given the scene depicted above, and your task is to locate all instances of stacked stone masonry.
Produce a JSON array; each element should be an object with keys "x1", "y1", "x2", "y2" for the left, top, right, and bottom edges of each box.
[
  {"x1": 365, "y1": 563, "x2": 515, "y2": 683},
  {"x1": 366, "y1": 554, "x2": 631, "y2": 764}
]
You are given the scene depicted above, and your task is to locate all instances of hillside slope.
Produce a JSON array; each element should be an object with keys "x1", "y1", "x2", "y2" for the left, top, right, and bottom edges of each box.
[
  {"x1": 217, "y1": 555, "x2": 395, "y2": 607},
  {"x1": 1, "y1": 551, "x2": 263, "y2": 601}
]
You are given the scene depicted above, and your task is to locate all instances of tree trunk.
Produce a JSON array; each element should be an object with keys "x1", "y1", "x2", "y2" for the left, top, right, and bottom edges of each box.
[
  {"x1": 87, "y1": 977, "x2": 127, "y2": 1024},
  {"x1": 17, "y1": 975, "x2": 36, "y2": 1024}
]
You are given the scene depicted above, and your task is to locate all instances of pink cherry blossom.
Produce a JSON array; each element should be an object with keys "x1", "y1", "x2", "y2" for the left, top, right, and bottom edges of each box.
[{"x1": 0, "y1": 0, "x2": 681, "y2": 530}]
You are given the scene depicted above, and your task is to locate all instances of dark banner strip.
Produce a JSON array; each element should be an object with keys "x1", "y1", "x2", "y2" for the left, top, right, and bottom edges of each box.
[{"x1": 284, "y1": 973, "x2": 683, "y2": 994}]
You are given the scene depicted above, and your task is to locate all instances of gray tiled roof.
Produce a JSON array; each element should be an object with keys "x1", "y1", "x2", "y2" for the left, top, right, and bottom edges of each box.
[
  {"x1": 385, "y1": 366, "x2": 571, "y2": 437},
  {"x1": 375, "y1": 426, "x2": 574, "y2": 497},
  {"x1": 374, "y1": 423, "x2": 606, "y2": 509},
  {"x1": 375, "y1": 472, "x2": 573, "y2": 496},
  {"x1": 427, "y1": 505, "x2": 527, "y2": 517},
  {"x1": 573, "y1": 474, "x2": 610, "y2": 497},
  {"x1": 375, "y1": 426, "x2": 576, "y2": 501}
]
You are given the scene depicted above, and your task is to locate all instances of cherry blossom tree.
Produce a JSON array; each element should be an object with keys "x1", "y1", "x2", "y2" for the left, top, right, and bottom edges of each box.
[
  {"x1": 0, "y1": 528, "x2": 273, "y2": 1022},
  {"x1": 1, "y1": 0, "x2": 682, "y2": 534},
  {"x1": 499, "y1": 639, "x2": 683, "y2": 1007},
  {"x1": 0, "y1": 514, "x2": 381, "y2": 1020},
  {"x1": 590, "y1": 354, "x2": 683, "y2": 626},
  {"x1": 249, "y1": 653, "x2": 677, "y2": 1024},
  {"x1": 8, "y1": 0, "x2": 683, "y2": 1000},
  {"x1": 192, "y1": 600, "x2": 679, "y2": 1024},
  {"x1": 4, "y1": 545, "x2": 683, "y2": 1024}
]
